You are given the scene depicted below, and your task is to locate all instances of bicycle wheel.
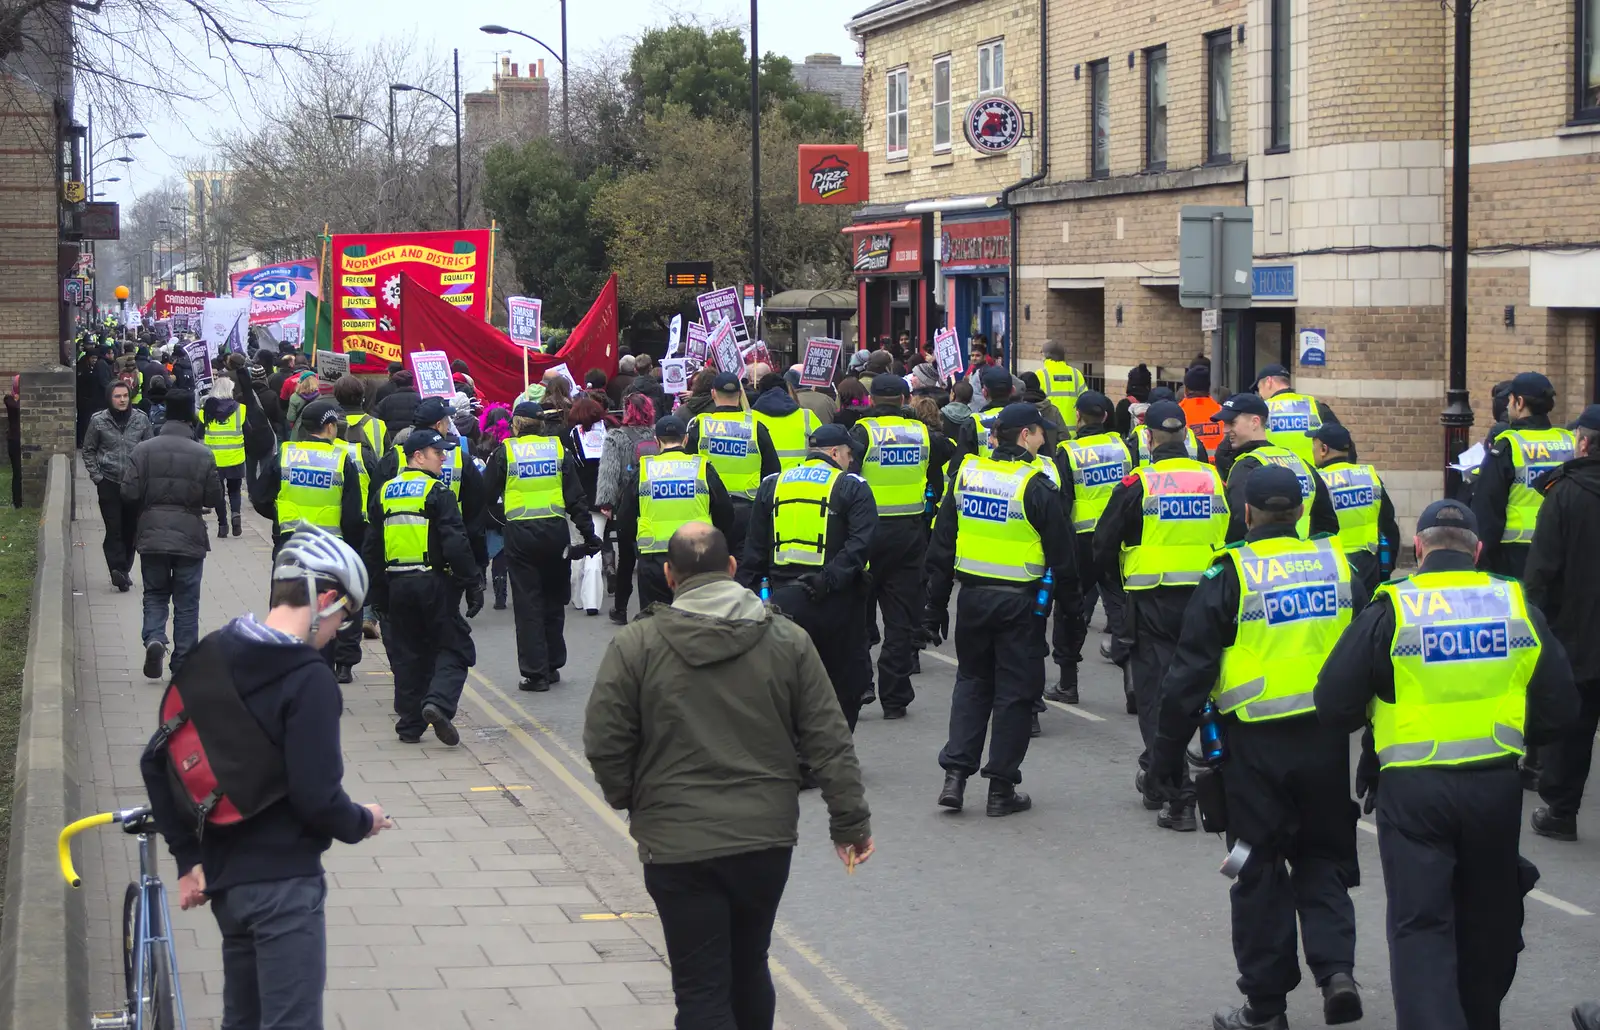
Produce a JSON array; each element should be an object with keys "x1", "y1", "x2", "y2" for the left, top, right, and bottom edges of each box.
[
  {"x1": 121, "y1": 883, "x2": 139, "y2": 1014},
  {"x1": 143, "y1": 892, "x2": 177, "y2": 1030}
]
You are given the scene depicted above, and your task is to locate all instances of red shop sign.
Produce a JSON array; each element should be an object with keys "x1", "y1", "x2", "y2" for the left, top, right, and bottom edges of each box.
[
  {"x1": 843, "y1": 219, "x2": 922, "y2": 276},
  {"x1": 798, "y1": 145, "x2": 869, "y2": 205},
  {"x1": 940, "y1": 218, "x2": 1011, "y2": 271}
]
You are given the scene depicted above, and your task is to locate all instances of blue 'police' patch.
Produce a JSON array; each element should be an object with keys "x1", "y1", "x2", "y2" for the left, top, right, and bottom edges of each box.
[
  {"x1": 1421, "y1": 621, "x2": 1509, "y2": 663},
  {"x1": 1263, "y1": 583, "x2": 1340, "y2": 625}
]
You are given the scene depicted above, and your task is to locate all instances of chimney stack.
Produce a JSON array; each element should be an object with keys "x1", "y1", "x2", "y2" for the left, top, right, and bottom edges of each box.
[
  {"x1": 511, "y1": 63, "x2": 519, "y2": 77},
  {"x1": 537, "y1": 58, "x2": 545, "y2": 79},
  {"x1": 499, "y1": 56, "x2": 509, "y2": 78}
]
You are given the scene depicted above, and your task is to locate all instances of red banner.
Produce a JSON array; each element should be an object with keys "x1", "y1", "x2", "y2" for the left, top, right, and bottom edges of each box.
[
  {"x1": 330, "y1": 229, "x2": 493, "y2": 364},
  {"x1": 399, "y1": 272, "x2": 619, "y2": 409},
  {"x1": 144, "y1": 289, "x2": 211, "y2": 320}
]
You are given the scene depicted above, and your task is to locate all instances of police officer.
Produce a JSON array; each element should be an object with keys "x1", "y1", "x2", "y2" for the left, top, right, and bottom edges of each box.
[
  {"x1": 1038, "y1": 339, "x2": 1085, "y2": 426},
  {"x1": 363, "y1": 428, "x2": 485, "y2": 745},
  {"x1": 1469, "y1": 371, "x2": 1575, "y2": 579},
  {"x1": 739, "y1": 423, "x2": 877, "y2": 729},
  {"x1": 1094, "y1": 400, "x2": 1229, "y2": 832},
  {"x1": 1151, "y1": 465, "x2": 1363, "y2": 1030},
  {"x1": 250, "y1": 399, "x2": 367, "y2": 682},
  {"x1": 949, "y1": 365, "x2": 1025, "y2": 469},
  {"x1": 1310, "y1": 423, "x2": 1399, "y2": 601},
  {"x1": 1130, "y1": 388, "x2": 1205, "y2": 466},
  {"x1": 685, "y1": 371, "x2": 779, "y2": 555},
  {"x1": 1254, "y1": 364, "x2": 1338, "y2": 467},
  {"x1": 924, "y1": 403, "x2": 1078, "y2": 816},
  {"x1": 1047, "y1": 390, "x2": 1131, "y2": 708},
  {"x1": 849, "y1": 374, "x2": 952, "y2": 719},
  {"x1": 1211, "y1": 393, "x2": 1339, "y2": 543},
  {"x1": 750, "y1": 373, "x2": 819, "y2": 472},
  {"x1": 484, "y1": 401, "x2": 603, "y2": 692},
  {"x1": 371, "y1": 395, "x2": 488, "y2": 561},
  {"x1": 615, "y1": 415, "x2": 734, "y2": 611},
  {"x1": 1314, "y1": 499, "x2": 1577, "y2": 1030}
]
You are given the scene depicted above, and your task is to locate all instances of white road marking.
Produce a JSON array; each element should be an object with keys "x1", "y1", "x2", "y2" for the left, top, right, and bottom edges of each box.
[
  {"x1": 921, "y1": 649, "x2": 1107, "y2": 722},
  {"x1": 1356, "y1": 819, "x2": 1592, "y2": 916}
]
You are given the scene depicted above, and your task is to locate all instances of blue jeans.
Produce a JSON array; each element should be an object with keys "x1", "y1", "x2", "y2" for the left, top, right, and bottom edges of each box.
[
  {"x1": 211, "y1": 875, "x2": 327, "y2": 1030},
  {"x1": 140, "y1": 554, "x2": 203, "y2": 674}
]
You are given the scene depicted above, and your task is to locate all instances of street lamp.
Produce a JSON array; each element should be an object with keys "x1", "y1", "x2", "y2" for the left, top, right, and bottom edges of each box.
[
  {"x1": 332, "y1": 113, "x2": 393, "y2": 146},
  {"x1": 170, "y1": 205, "x2": 190, "y2": 292},
  {"x1": 91, "y1": 132, "x2": 146, "y2": 159},
  {"x1": 750, "y1": 0, "x2": 762, "y2": 329},
  {"x1": 91, "y1": 155, "x2": 135, "y2": 175},
  {"x1": 481, "y1": 19, "x2": 568, "y2": 142},
  {"x1": 392, "y1": 49, "x2": 463, "y2": 230}
]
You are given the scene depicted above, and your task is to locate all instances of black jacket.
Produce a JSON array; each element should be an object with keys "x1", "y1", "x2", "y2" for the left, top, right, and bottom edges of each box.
[
  {"x1": 1092, "y1": 440, "x2": 1201, "y2": 591},
  {"x1": 250, "y1": 439, "x2": 366, "y2": 548},
  {"x1": 1315, "y1": 455, "x2": 1402, "y2": 586},
  {"x1": 846, "y1": 401, "x2": 954, "y2": 503},
  {"x1": 139, "y1": 618, "x2": 373, "y2": 890},
  {"x1": 1223, "y1": 438, "x2": 1340, "y2": 544},
  {"x1": 1313, "y1": 548, "x2": 1578, "y2": 776},
  {"x1": 684, "y1": 404, "x2": 780, "y2": 484},
  {"x1": 1470, "y1": 414, "x2": 1556, "y2": 575},
  {"x1": 925, "y1": 442, "x2": 1079, "y2": 611},
  {"x1": 481, "y1": 431, "x2": 600, "y2": 555},
  {"x1": 361, "y1": 465, "x2": 481, "y2": 609},
  {"x1": 123, "y1": 422, "x2": 225, "y2": 559},
  {"x1": 614, "y1": 445, "x2": 736, "y2": 549},
  {"x1": 738, "y1": 452, "x2": 876, "y2": 596},
  {"x1": 374, "y1": 387, "x2": 421, "y2": 442},
  {"x1": 947, "y1": 399, "x2": 1010, "y2": 476},
  {"x1": 371, "y1": 429, "x2": 489, "y2": 567},
  {"x1": 1524, "y1": 454, "x2": 1600, "y2": 682}
]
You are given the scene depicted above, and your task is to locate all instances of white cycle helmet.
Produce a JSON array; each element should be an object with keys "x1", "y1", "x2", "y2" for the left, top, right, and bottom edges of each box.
[{"x1": 273, "y1": 524, "x2": 369, "y2": 640}]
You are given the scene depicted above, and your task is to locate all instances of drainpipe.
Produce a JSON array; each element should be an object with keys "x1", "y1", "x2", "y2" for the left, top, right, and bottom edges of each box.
[{"x1": 998, "y1": 0, "x2": 1049, "y2": 375}]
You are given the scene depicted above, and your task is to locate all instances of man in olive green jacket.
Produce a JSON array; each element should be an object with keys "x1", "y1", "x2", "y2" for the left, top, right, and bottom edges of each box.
[{"x1": 584, "y1": 521, "x2": 873, "y2": 1030}]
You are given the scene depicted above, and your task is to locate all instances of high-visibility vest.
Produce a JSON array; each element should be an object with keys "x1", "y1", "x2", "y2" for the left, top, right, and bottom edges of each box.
[
  {"x1": 501, "y1": 437, "x2": 564, "y2": 521},
  {"x1": 973, "y1": 407, "x2": 1003, "y2": 459},
  {"x1": 771, "y1": 460, "x2": 842, "y2": 568},
  {"x1": 1030, "y1": 453, "x2": 1061, "y2": 488},
  {"x1": 1120, "y1": 459, "x2": 1228, "y2": 590},
  {"x1": 858, "y1": 415, "x2": 930, "y2": 517},
  {"x1": 1316, "y1": 461, "x2": 1383, "y2": 555},
  {"x1": 1039, "y1": 359, "x2": 1084, "y2": 424},
  {"x1": 277, "y1": 441, "x2": 346, "y2": 532},
  {"x1": 347, "y1": 412, "x2": 385, "y2": 456},
  {"x1": 1264, "y1": 392, "x2": 1323, "y2": 465},
  {"x1": 952, "y1": 456, "x2": 1046, "y2": 582},
  {"x1": 204, "y1": 406, "x2": 246, "y2": 469},
  {"x1": 340, "y1": 440, "x2": 372, "y2": 523},
  {"x1": 1132, "y1": 424, "x2": 1200, "y2": 466},
  {"x1": 1212, "y1": 535, "x2": 1352, "y2": 722},
  {"x1": 752, "y1": 408, "x2": 819, "y2": 472},
  {"x1": 379, "y1": 469, "x2": 435, "y2": 571},
  {"x1": 1500, "y1": 427, "x2": 1577, "y2": 544},
  {"x1": 393, "y1": 442, "x2": 464, "y2": 499},
  {"x1": 1060, "y1": 432, "x2": 1132, "y2": 533},
  {"x1": 637, "y1": 453, "x2": 711, "y2": 554},
  {"x1": 1233, "y1": 446, "x2": 1316, "y2": 539},
  {"x1": 1373, "y1": 572, "x2": 1538, "y2": 769},
  {"x1": 692, "y1": 411, "x2": 764, "y2": 499},
  {"x1": 1183, "y1": 396, "x2": 1224, "y2": 462}
]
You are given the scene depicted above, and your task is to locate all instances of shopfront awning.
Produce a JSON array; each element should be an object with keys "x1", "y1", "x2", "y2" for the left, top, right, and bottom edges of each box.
[{"x1": 841, "y1": 219, "x2": 920, "y2": 235}]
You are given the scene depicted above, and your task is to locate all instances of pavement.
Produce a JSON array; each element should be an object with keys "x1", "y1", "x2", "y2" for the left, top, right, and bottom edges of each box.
[{"x1": 70, "y1": 456, "x2": 1600, "y2": 1029}]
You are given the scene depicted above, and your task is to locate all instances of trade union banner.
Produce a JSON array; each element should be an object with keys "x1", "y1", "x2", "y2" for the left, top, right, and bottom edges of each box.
[
  {"x1": 230, "y1": 258, "x2": 319, "y2": 326},
  {"x1": 144, "y1": 289, "x2": 211, "y2": 321},
  {"x1": 331, "y1": 229, "x2": 494, "y2": 364}
]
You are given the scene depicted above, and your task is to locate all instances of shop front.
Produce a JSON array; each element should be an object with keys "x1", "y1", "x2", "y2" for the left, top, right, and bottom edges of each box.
[
  {"x1": 843, "y1": 215, "x2": 935, "y2": 356},
  {"x1": 940, "y1": 214, "x2": 1012, "y2": 365}
]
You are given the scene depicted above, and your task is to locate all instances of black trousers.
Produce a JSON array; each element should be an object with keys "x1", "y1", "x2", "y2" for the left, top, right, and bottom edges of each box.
[
  {"x1": 1539, "y1": 679, "x2": 1600, "y2": 819},
  {"x1": 636, "y1": 552, "x2": 673, "y2": 610},
  {"x1": 1053, "y1": 532, "x2": 1126, "y2": 667},
  {"x1": 386, "y1": 572, "x2": 472, "y2": 737},
  {"x1": 940, "y1": 585, "x2": 1047, "y2": 785},
  {"x1": 1377, "y1": 765, "x2": 1528, "y2": 1030},
  {"x1": 771, "y1": 579, "x2": 866, "y2": 731},
  {"x1": 867, "y1": 516, "x2": 925, "y2": 712},
  {"x1": 216, "y1": 470, "x2": 243, "y2": 523},
  {"x1": 614, "y1": 519, "x2": 639, "y2": 617},
  {"x1": 1127, "y1": 588, "x2": 1195, "y2": 775},
  {"x1": 506, "y1": 537, "x2": 569, "y2": 683},
  {"x1": 96, "y1": 478, "x2": 138, "y2": 576},
  {"x1": 1347, "y1": 550, "x2": 1381, "y2": 603},
  {"x1": 1221, "y1": 716, "x2": 1359, "y2": 1011},
  {"x1": 322, "y1": 616, "x2": 364, "y2": 670},
  {"x1": 643, "y1": 847, "x2": 793, "y2": 1030},
  {"x1": 726, "y1": 498, "x2": 753, "y2": 561}
]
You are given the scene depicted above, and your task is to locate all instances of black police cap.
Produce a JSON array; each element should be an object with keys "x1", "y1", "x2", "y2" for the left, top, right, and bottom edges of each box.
[{"x1": 1245, "y1": 465, "x2": 1303, "y2": 513}]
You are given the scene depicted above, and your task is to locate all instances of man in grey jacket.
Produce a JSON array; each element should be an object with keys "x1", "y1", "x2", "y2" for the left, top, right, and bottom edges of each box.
[
  {"x1": 584, "y1": 522, "x2": 873, "y2": 1030},
  {"x1": 82, "y1": 380, "x2": 152, "y2": 591},
  {"x1": 124, "y1": 389, "x2": 223, "y2": 679}
]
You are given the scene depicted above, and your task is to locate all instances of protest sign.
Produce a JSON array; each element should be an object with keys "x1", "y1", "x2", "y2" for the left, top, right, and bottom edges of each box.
[
  {"x1": 707, "y1": 319, "x2": 742, "y2": 374},
  {"x1": 661, "y1": 357, "x2": 690, "y2": 395},
  {"x1": 685, "y1": 322, "x2": 708, "y2": 363},
  {"x1": 315, "y1": 349, "x2": 351, "y2": 384},
  {"x1": 201, "y1": 297, "x2": 251, "y2": 358},
  {"x1": 741, "y1": 341, "x2": 773, "y2": 370},
  {"x1": 153, "y1": 320, "x2": 172, "y2": 344},
  {"x1": 696, "y1": 286, "x2": 749, "y2": 348},
  {"x1": 231, "y1": 259, "x2": 319, "y2": 326},
  {"x1": 410, "y1": 349, "x2": 455, "y2": 399},
  {"x1": 543, "y1": 361, "x2": 578, "y2": 393},
  {"x1": 183, "y1": 342, "x2": 213, "y2": 391},
  {"x1": 666, "y1": 314, "x2": 683, "y2": 357},
  {"x1": 933, "y1": 328, "x2": 963, "y2": 382},
  {"x1": 147, "y1": 288, "x2": 210, "y2": 322},
  {"x1": 578, "y1": 422, "x2": 608, "y2": 460},
  {"x1": 799, "y1": 338, "x2": 842, "y2": 388},
  {"x1": 508, "y1": 296, "x2": 543, "y2": 348}
]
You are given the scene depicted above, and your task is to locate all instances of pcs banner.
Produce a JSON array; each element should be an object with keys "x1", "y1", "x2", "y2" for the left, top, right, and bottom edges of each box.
[
  {"x1": 331, "y1": 229, "x2": 493, "y2": 364},
  {"x1": 230, "y1": 259, "x2": 319, "y2": 326}
]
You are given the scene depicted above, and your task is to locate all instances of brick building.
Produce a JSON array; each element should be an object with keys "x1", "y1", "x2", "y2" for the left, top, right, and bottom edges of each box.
[{"x1": 464, "y1": 57, "x2": 552, "y2": 146}]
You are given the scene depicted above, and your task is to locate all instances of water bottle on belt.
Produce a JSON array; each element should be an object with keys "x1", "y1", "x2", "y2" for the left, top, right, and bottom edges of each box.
[
  {"x1": 1033, "y1": 569, "x2": 1053, "y2": 618},
  {"x1": 760, "y1": 577, "x2": 770, "y2": 603},
  {"x1": 1199, "y1": 701, "x2": 1226, "y2": 765}
]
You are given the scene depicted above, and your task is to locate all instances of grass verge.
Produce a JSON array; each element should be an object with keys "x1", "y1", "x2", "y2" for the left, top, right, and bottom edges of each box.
[{"x1": 0, "y1": 466, "x2": 41, "y2": 926}]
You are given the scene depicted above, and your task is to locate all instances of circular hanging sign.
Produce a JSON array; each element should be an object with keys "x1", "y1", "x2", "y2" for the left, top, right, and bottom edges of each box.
[{"x1": 964, "y1": 96, "x2": 1025, "y2": 155}]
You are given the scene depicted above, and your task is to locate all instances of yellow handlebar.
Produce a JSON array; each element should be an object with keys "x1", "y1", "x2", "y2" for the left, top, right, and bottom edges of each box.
[{"x1": 58, "y1": 812, "x2": 115, "y2": 888}]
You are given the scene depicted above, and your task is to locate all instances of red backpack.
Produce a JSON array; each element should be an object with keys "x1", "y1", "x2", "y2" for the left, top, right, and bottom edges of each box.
[{"x1": 155, "y1": 633, "x2": 287, "y2": 830}]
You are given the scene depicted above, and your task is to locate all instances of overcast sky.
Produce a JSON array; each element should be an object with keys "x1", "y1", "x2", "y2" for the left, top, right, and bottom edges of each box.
[{"x1": 92, "y1": 0, "x2": 865, "y2": 211}]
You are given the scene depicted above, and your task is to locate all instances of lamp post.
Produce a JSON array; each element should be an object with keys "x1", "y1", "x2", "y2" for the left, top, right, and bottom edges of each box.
[
  {"x1": 480, "y1": 20, "x2": 568, "y2": 141},
  {"x1": 392, "y1": 49, "x2": 463, "y2": 230},
  {"x1": 157, "y1": 219, "x2": 175, "y2": 288},
  {"x1": 749, "y1": 0, "x2": 762, "y2": 328},
  {"x1": 88, "y1": 130, "x2": 145, "y2": 193},
  {"x1": 332, "y1": 113, "x2": 393, "y2": 146},
  {"x1": 171, "y1": 204, "x2": 189, "y2": 292},
  {"x1": 333, "y1": 114, "x2": 397, "y2": 230},
  {"x1": 1442, "y1": 0, "x2": 1475, "y2": 496}
]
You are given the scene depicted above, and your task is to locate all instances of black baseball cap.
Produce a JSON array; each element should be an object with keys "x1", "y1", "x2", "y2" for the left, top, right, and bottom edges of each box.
[
  {"x1": 1144, "y1": 400, "x2": 1186, "y2": 433},
  {"x1": 1309, "y1": 423, "x2": 1353, "y2": 451},
  {"x1": 512, "y1": 401, "x2": 543, "y2": 419},
  {"x1": 298, "y1": 399, "x2": 343, "y2": 432},
  {"x1": 1509, "y1": 371, "x2": 1554, "y2": 399},
  {"x1": 1245, "y1": 465, "x2": 1304, "y2": 513},
  {"x1": 1212, "y1": 393, "x2": 1270, "y2": 421},
  {"x1": 996, "y1": 402, "x2": 1046, "y2": 431},
  {"x1": 655, "y1": 415, "x2": 687, "y2": 439},
  {"x1": 402, "y1": 428, "x2": 457, "y2": 454},
  {"x1": 979, "y1": 365, "x2": 1013, "y2": 391},
  {"x1": 1075, "y1": 390, "x2": 1113, "y2": 417},
  {"x1": 871, "y1": 373, "x2": 908, "y2": 397},
  {"x1": 1254, "y1": 363, "x2": 1291, "y2": 386},
  {"x1": 412, "y1": 396, "x2": 452, "y2": 426},
  {"x1": 808, "y1": 423, "x2": 857, "y2": 449},
  {"x1": 712, "y1": 372, "x2": 742, "y2": 391},
  {"x1": 1147, "y1": 386, "x2": 1177, "y2": 403},
  {"x1": 1416, "y1": 498, "x2": 1478, "y2": 536},
  {"x1": 1570, "y1": 404, "x2": 1600, "y2": 431}
]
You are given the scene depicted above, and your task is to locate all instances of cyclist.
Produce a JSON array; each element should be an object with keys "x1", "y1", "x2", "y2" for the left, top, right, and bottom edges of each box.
[{"x1": 138, "y1": 525, "x2": 394, "y2": 1030}]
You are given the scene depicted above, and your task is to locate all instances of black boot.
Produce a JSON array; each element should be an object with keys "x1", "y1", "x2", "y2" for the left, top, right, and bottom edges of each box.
[
  {"x1": 910, "y1": 651, "x2": 921, "y2": 675},
  {"x1": 1532, "y1": 805, "x2": 1578, "y2": 841},
  {"x1": 334, "y1": 663, "x2": 353, "y2": 684},
  {"x1": 1043, "y1": 663, "x2": 1079, "y2": 704},
  {"x1": 217, "y1": 519, "x2": 228, "y2": 539},
  {"x1": 1157, "y1": 799, "x2": 1197, "y2": 832},
  {"x1": 1321, "y1": 972, "x2": 1362, "y2": 1025},
  {"x1": 492, "y1": 572, "x2": 507, "y2": 610},
  {"x1": 1134, "y1": 770, "x2": 1164, "y2": 811},
  {"x1": 1573, "y1": 1001, "x2": 1600, "y2": 1030},
  {"x1": 1030, "y1": 712, "x2": 1041, "y2": 738},
  {"x1": 986, "y1": 781, "x2": 1032, "y2": 817},
  {"x1": 1212, "y1": 1005, "x2": 1287, "y2": 1030},
  {"x1": 937, "y1": 770, "x2": 967, "y2": 811},
  {"x1": 231, "y1": 513, "x2": 242, "y2": 536}
]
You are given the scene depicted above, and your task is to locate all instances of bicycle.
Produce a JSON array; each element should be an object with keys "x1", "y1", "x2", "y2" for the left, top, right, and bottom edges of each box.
[{"x1": 59, "y1": 806, "x2": 188, "y2": 1030}]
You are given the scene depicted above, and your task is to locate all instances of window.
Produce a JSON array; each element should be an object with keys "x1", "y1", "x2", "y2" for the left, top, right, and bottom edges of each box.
[
  {"x1": 1207, "y1": 30, "x2": 1233, "y2": 162},
  {"x1": 1090, "y1": 59, "x2": 1110, "y2": 178},
  {"x1": 979, "y1": 39, "x2": 1005, "y2": 95},
  {"x1": 1579, "y1": 0, "x2": 1600, "y2": 121},
  {"x1": 933, "y1": 55, "x2": 952, "y2": 150},
  {"x1": 886, "y1": 67, "x2": 908, "y2": 158},
  {"x1": 1145, "y1": 46, "x2": 1167, "y2": 170},
  {"x1": 1270, "y1": 0, "x2": 1291, "y2": 150}
]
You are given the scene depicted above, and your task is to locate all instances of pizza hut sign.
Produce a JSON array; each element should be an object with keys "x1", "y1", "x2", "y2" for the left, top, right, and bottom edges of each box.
[
  {"x1": 798, "y1": 144, "x2": 869, "y2": 205},
  {"x1": 964, "y1": 95, "x2": 1025, "y2": 155}
]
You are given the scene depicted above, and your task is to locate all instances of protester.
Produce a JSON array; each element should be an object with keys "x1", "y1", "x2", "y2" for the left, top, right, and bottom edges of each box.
[
  {"x1": 624, "y1": 354, "x2": 667, "y2": 417},
  {"x1": 202, "y1": 377, "x2": 248, "y2": 538},
  {"x1": 584, "y1": 522, "x2": 873, "y2": 1030},
  {"x1": 4, "y1": 375, "x2": 20, "y2": 508},
  {"x1": 672, "y1": 368, "x2": 721, "y2": 422},
  {"x1": 146, "y1": 377, "x2": 169, "y2": 433},
  {"x1": 965, "y1": 334, "x2": 995, "y2": 378},
  {"x1": 1115, "y1": 363, "x2": 1154, "y2": 438},
  {"x1": 265, "y1": 354, "x2": 297, "y2": 399},
  {"x1": 374, "y1": 370, "x2": 420, "y2": 441},
  {"x1": 476, "y1": 404, "x2": 513, "y2": 461},
  {"x1": 794, "y1": 375, "x2": 839, "y2": 424},
  {"x1": 607, "y1": 354, "x2": 637, "y2": 406},
  {"x1": 595, "y1": 394, "x2": 658, "y2": 624},
  {"x1": 583, "y1": 368, "x2": 608, "y2": 395},
  {"x1": 82, "y1": 380, "x2": 153, "y2": 591},
  {"x1": 285, "y1": 372, "x2": 323, "y2": 435},
  {"x1": 833, "y1": 376, "x2": 872, "y2": 431},
  {"x1": 568, "y1": 395, "x2": 613, "y2": 616},
  {"x1": 541, "y1": 374, "x2": 574, "y2": 416},
  {"x1": 941, "y1": 380, "x2": 976, "y2": 443}
]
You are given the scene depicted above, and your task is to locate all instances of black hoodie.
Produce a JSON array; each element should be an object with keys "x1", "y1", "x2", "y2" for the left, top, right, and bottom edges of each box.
[
  {"x1": 1524, "y1": 453, "x2": 1600, "y2": 683},
  {"x1": 140, "y1": 617, "x2": 373, "y2": 890}
]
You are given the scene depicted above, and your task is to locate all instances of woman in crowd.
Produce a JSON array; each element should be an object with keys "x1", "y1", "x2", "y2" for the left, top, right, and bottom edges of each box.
[
  {"x1": 594, "y1": 393, "x2": 657, "y2": 626},
  {"x1": 477, "y1": 403, "x2": 514, "y2": 608},
  {"x1": 832, "y1": 375, "x2": 873, "y2": 431},
  {"x1": 567, "y1": 395, "x2": 614, "y2": 617}
]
